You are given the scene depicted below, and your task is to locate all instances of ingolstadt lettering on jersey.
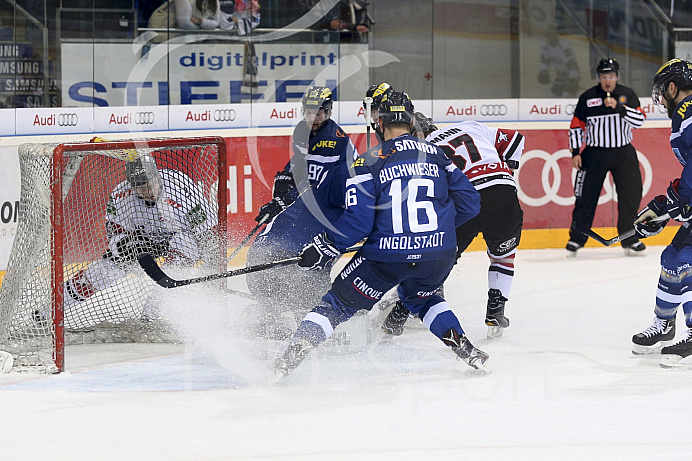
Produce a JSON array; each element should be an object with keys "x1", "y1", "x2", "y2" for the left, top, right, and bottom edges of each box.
[{"x1": 326, "y1": 133, "x2": 481, "y2": 263}]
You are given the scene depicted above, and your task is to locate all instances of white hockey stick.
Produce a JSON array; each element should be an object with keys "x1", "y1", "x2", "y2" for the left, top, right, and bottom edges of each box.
[{"x1": 364, "y1": 96, "x2": 373, "y2": 150}]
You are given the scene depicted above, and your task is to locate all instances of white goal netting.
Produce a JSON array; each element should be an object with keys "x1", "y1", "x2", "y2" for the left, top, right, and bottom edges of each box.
[{"x1": 0, "y1": 137, "x2": 227, "y2": 372}]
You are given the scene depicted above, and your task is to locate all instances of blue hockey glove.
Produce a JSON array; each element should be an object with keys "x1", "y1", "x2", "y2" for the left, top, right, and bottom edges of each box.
[
  {"x1": 298, "y1": 233, "x2": 340, "y2": 271},
  {"x1": 666, "y1": 179, "x2": 692, "y2": 222},
  {"x1": 634, "y1": 196, "x2": 669, "y2": 238},
  {"x1": 255, "y1": 197, "x2": 286, "y2": 223}
]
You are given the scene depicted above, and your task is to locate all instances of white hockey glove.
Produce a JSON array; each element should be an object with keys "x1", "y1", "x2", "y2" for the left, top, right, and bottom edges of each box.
[{"x1": 298, "y1": 233, "x2": 340, "y2": 271}]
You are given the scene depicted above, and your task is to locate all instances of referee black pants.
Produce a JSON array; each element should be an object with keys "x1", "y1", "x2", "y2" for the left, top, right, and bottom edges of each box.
[{"x1": 569, "y1": 144, "x2": 643, "y2": 248}]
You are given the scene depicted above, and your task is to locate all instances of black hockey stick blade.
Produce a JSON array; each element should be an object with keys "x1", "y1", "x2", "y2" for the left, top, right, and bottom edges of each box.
[
  {"x1": 571, "y1": 222, "x2": 636, "y2": 246},
  {"x1": 139, "y1": 245, "x2": 362, "y2": 289},
  {"x1": 139, "y1": 253, "x2": 300, "y2": 288}
]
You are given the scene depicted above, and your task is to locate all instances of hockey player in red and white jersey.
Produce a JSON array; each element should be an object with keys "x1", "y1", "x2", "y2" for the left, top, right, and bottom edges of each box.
[
  {"x1": 58, "y1": 154, "x2": 218, "y2": 328},
  {"x1": 382, "y1": 114, "x2": 525, "y2": 339}
]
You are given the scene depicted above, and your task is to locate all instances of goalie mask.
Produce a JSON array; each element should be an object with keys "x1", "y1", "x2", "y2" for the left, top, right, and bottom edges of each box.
[
  {"x1": 412, "y1": 112, "x2": 438, "y2": 139},
  {"x1": 302, "y1": 86, "x2": 333, "y2": 133},
  {"x1": 125, "y1": 154, "x2": 162, "y2": 203}
]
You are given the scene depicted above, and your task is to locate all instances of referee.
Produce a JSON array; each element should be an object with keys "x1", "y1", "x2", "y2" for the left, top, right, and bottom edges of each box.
[{"x1": 566, "y1": 58, "x2": 646, "y2": 256}]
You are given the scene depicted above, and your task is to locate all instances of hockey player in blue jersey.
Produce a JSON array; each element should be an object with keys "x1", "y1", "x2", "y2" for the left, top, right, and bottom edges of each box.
[
  {"x1": 631, "y1": 59, "x2": 692, "y2": 368},
  {"x1": 363, "y1": 82, "x2": 395, "y2": 144},
  {"x1": 246, "y1": 86, "x2": 358, "y2": 337},
  {"x1": 274, "y1": 92, "x2": 485, "y2": 380}
]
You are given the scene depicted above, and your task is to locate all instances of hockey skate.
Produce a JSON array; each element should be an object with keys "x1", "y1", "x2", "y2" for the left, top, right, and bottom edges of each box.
[
  {"x1": 381, "y1": 301, "x2": 410, "y2": 336},
  {"x1": 566, "y1": 240, "x2": 582, "y2": 257},
  {"x1": 442, "y1": 329, "x2": 489, "y2": 372},
  {"x1": 660, "y1": 329, "x2": 692, "y2": 368},
  {"x1": 485, "y1": 289, "x2": 510, "y2": 339},
  {"x1": 273, "y1": 337, "x2": 314, "y2": 382},
  {"x1": 624, "y1": 241, "x2": 646, "y2": 257},
  {"x1": 632, "y1": 316, "x2": 676, "y2": 355}
]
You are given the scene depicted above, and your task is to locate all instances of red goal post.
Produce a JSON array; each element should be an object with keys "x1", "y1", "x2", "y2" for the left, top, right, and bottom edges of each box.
[{"x1": 0, "y1": 137, "x2": 227, "y2": 373}]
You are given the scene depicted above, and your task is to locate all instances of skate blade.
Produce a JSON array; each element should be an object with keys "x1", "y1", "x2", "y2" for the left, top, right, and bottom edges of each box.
[
  {"x1": 631, "y1": 340, "x2": 673, "y2": 355},
  {"x1": 272, "y1": 366, "x2": 289, "y2": 383},
  {"x1": 468, "y1": 358, "x2": 491, "y2": 374},
  {"x1": 566, "y1": 251, "x2": 578, "y2": 258},
  {"x1": 487, "y1": 325, "x2": 505, "y2": 339},
  {"x1": 660, "y1": 354, "x2": 692, "y2": 369},
  {"x1": 624, "y1": 249, "x2": 646, "y2": 257}
]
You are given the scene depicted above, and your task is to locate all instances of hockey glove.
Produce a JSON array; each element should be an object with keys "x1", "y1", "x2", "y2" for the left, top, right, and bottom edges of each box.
[
  {"x1": 108, "y1": 230, "x2": 170, "y2": 262},
  {"x1": 272, "y1": 171, "x2": 296, "y2": 203},
  {"x1": 298, "y1": 233, "x2": 340, "y2": 271},
  {"x1": 666, "y1": 179, "x2": 692, "y2": 222},
  {"x1": 634, "y1": 196, "x2": 669, "y2": 238},
  {"x1": 255, "y1": 197, "x2": 286, "y2": 223}
]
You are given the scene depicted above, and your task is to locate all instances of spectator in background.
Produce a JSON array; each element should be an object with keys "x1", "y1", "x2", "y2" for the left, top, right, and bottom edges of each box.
[
  {"x1": 300, "y1": 0, "x2": 372, "y2": 42},
  {"x1": 219, "y1": 0, "x2": 260, "y2": 35},
  {"x1": 537, "y1": 29, "x2": 580, "y2": 98},
  {"x1": 148, "y1": 0, "x2": 220, "y2": 40},
  {"x1": 136, "y1": 0, "x2": 166, "y2": 30}
]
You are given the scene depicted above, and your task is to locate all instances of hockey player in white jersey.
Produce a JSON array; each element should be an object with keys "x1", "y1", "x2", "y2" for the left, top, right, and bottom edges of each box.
[
  {"x1": 382, "y1": 114, "x2": 525, "y2": 339},
  {"x1": 59, "y1": 153, "x2": 217, "y2": 325}
]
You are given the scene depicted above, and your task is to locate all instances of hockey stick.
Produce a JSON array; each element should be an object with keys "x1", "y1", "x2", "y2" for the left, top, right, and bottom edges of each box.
[
  {"x1": 139, "y1": 245, "x2": 362, "y2": 289},
  {"x1": 364, "y1": 96, "x2": 373, "y2": 150},
  {"x1": 571, "y1": 214, "x2": 669, "y2": 246},
  {"x1": 225, "y1": 215, "x2": 268, "y2": 264},
  {"x1": 571, "y1": 223, "x2": 636, "y2": 246}
]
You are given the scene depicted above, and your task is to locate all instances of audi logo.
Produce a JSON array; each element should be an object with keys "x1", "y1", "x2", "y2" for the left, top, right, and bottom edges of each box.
[
  {"x1": 58, "y1": 113, "x2": 78, "y2": 126},
  {"x1": 565, "y1": 104, "x2": 577, "y2": 116},
  {"x1": 134, "y1": 112, "x2": 155, "y2": 125},
  {"x1": 480, "y1": 104, "x2": 508, "y2": 116},
  {"x1": 214, "y1": 109, "x2": 236, "y2": 122},
  {"x1": 515, "y1": 149, "x2": 653, "y2": 207}
]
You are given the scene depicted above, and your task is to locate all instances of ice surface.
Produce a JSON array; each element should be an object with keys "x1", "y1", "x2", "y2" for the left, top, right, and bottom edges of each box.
[{"x1": 1, "y1": 246, "x2": 691, "y2": 460}]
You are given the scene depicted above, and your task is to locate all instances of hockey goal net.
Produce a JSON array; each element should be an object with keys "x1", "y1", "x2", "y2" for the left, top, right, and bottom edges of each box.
[{"x1": 0, "y1": 137, "x2": 227, "y2": 372}]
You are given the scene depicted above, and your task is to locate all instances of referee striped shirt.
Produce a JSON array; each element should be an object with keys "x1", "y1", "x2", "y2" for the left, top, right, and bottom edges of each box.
[{"x1": 569, "y1": 84, "x2": 645, "y2": 153}]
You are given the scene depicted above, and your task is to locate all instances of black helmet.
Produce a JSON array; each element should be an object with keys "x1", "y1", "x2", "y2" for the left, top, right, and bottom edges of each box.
[
  {"x1": 412, "y1": 112, "x2": 438, "y2": 139},
  {"x1": 363, "y1": 82, "x2": 394, "y2": 110},
  {"x1": 302, "y1": 86, "x2": 334, "y2": 113},
  {"x1": 378, "y1": 91, "x2": 414, "y2": 127},
  {"x1": 652, "y1": 58, "x2": 692, "y2": 106},
  {"x1": 596, "y1": 58, "x2": 619, "y2": 75}
]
